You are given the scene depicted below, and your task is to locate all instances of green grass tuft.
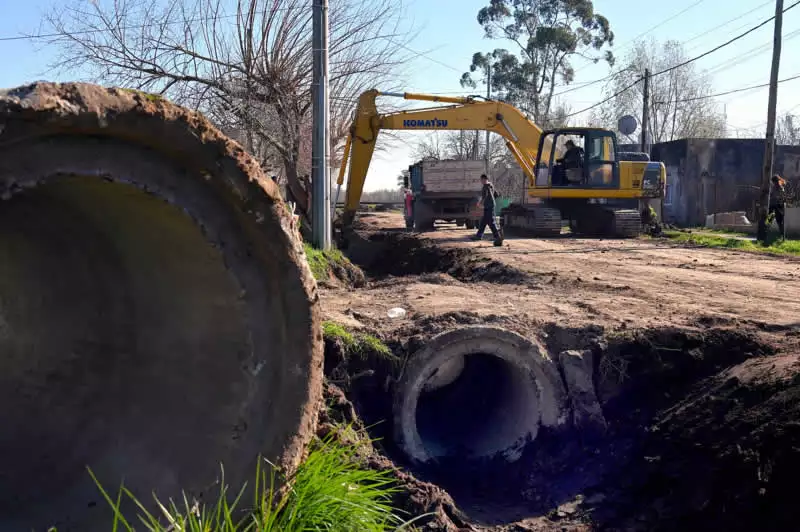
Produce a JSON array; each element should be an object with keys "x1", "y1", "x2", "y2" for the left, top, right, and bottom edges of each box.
[
  {"x1": 87, "y1": 429, "x2": 411, "y2": 531},
  {"x1": 322, "y1": 320, "x2": 357, "y2": 349},
  {"x1": 322, "y1": 321, "x2": 397, "y2": 361},
  {"x1": 119, "y1": 87, "x2": 164, "y2": 102},
  {"x1": 664, "y1": 230, "x2": 800, "y2": 256},
  {"x1": 303, "y1": 243, "x2": 351, "y2": 281},
  {"x1": 322, "y1": 321, "x2": 397, "y2": 359}
]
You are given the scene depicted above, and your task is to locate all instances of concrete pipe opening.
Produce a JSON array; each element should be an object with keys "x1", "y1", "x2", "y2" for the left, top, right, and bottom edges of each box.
[
  {"x1": 394, "y1": 327, "x2": 568, "y2": 465},
  {"x1": 0, "y1": 83, "x2": 321, "y2": 531}
]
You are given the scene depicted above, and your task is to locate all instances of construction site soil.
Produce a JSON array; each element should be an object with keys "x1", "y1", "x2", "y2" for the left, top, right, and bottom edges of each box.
[{"x1": 319, "y1": 212, "x2": 800, "y2": 531}]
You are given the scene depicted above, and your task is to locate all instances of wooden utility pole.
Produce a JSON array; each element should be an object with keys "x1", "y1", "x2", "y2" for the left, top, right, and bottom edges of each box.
[
  {"x1": 311, "y1": 0, "x2": 331, "y2": 250},
  {"x1": 641, "y1": 68, "x2": 650, "y2": 153},
  {"x1": 758, "y1": 0, "x2": 784, "y2": 243}
]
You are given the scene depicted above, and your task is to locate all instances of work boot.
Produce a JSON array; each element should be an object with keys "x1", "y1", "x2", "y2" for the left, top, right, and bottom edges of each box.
[
  {"x1": 493, "y1": 238, "x2": 503, "y2": 247},
  {"x1": 470, "y1": 234, "x2": 483, "y2": 241}
]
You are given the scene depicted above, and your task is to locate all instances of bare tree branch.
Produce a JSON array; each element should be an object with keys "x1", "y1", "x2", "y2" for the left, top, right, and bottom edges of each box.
[{"x1": 42, "y1": 0, "x2": 415, "y2": 219}]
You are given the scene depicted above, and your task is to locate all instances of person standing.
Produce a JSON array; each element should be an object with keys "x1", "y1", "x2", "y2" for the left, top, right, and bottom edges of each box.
[
  {"x1": 769, "y1": 174, "x2": 787, "y2": 237},
  {"x1": 472, "y1": 174, "x2": 503, "y2": 246}
]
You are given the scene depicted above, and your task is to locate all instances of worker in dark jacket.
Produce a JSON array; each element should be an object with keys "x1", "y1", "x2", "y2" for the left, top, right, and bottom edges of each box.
[
  {"x1": 770, "y1": 174, "x2": 787, "y2": 236},
  {"x1": 472, "y1": 174, "x2": 503, "y2": 246}
]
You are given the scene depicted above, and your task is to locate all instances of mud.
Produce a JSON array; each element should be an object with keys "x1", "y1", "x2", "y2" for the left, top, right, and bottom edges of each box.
[{"x1": 319, "y1": 217, "x2": 800, "y2": 531}]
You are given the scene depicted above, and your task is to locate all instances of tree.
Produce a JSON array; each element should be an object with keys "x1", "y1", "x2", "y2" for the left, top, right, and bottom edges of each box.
[
  {"x1": 595, "y1": 38, "x2": 726, "y2": 143},
  {"x1": 43, "y1": 0, "x2": 412, "y2": 220},
  {"x1": 461, "y1": 0, "x2": 614, "y2": 124},
  {"x1": 777, "y1": 112, "x2": 800, "y2": 145}
]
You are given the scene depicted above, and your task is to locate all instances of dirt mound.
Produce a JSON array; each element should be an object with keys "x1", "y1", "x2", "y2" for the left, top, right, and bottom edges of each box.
[{"x1": 347, "y1": 229, "x2": 528, "y2": 284}]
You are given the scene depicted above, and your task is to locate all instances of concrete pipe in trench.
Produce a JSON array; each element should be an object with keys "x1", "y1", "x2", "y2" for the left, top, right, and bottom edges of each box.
[
  {"x1": 394, "y1": 326, "x2": 568, "y2": 464},
  {"x1": 0, "y1": 83, "x2": 322, "y2": 530}
]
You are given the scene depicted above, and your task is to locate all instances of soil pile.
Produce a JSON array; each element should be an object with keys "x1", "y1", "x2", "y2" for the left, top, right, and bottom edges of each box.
[{"x1": 347, "y1": 228, "x2": 528, "y2": 283}]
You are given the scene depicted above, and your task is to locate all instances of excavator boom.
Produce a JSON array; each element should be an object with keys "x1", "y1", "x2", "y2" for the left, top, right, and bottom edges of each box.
[
  {"x1": 336, "y1": 89, "x2": 666, "y2": 240},
  {"x1": 336, "y1": 90, "x2": 552, "y2": 228}
]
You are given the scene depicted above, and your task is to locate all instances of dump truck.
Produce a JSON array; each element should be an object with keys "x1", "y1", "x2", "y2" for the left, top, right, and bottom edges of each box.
[{"x1": 402, "y1": 158, "x2": 485, "y2": 231}]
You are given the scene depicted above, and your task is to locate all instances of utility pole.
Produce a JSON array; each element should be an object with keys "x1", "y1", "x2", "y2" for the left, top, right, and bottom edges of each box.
[
  {"x1": 484, "y1": 62, "x2": 492, "y2": 174},
  {"x1": 758, "y1": 0, "x2": 784, "y2": 243},
  {"x1": 641, "y1": 68, "x2": 650, "y2": 153},
  {"x1": 311, "y1": 0, "x2": 331, "y2": 250}
]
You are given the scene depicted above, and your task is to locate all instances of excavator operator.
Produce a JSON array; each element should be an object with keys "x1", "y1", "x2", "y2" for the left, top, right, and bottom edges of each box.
[{"x1": 558, "y1": 139, "x2": 585, "y2": 184}]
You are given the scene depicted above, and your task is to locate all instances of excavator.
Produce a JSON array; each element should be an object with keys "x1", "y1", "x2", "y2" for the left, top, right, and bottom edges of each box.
[{"x1": 335, "y1": 89, "x2": 666, "y2": 240}]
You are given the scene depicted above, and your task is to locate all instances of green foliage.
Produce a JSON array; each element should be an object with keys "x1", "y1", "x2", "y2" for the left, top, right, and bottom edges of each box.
[
  {"x1": 304, "y1": 243, "x2": 349, "y2": 281},
  {"x1": 665, "y1": 231, "x2": 800, "y2": 256},
  {"x1": 322, "y1": 321, "x2": 396, "y2": 360},
  {"x1": 87, "y1": 431, "x2": 409, "y2": 531},
  {"x1": 119, "y1": 87, "x2": 164, "y2": 102},
  {"x1": 461, "y1": 0, "x2": 614, "y2": 123},
  {"x1": 323, "y1": 321, "x2": 357, "y2": 349}
]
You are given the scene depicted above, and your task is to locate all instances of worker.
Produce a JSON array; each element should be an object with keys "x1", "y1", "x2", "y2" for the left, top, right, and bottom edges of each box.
[
  {"x1": 559, "y1": 139, "x2": 584, "y2": 184},
  {"x1": 770, "y1": 174, "x2": 787, "y2": 237},
  {"x1": 403, "y1": 188, "x2": 414, "y2": 230},
  {"x1": 472, "y1": 174, "x2": 503, "y2": 246},
  {"x1": 641, "y1": 199, "x2": 662, "y2": 236}
]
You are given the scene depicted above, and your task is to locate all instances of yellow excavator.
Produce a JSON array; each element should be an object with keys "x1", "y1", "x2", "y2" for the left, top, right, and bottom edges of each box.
[{"x1": 335, "y1": 90, "x2": 666, "y2": 239}]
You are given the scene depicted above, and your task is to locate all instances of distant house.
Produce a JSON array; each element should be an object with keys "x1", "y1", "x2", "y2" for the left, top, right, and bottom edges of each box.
[{"x1": 649, "y1": 139, "x2": 800, "y2": 226}]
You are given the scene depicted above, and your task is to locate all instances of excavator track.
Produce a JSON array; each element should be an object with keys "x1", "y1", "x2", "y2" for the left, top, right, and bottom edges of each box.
[
  {"x1": 609, "y1": 208, "x2": 644, "y2": 238},
  {"x1": 569, "y1": 205, "x2": 643, "y2": 238},
  {"x1": 500, "y1": 205, "x2": 562, "y2": 237}
]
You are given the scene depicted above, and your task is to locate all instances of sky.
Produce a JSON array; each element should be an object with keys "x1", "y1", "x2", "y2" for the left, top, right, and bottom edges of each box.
[{"x1": 1, "y1": 0, "x2": 799, "y2": 191}]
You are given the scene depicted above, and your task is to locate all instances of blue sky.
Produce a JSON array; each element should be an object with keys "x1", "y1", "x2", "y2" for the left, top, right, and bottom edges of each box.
[{"x1": 2, "y1": 0, "x2": 799, "y2": 191}]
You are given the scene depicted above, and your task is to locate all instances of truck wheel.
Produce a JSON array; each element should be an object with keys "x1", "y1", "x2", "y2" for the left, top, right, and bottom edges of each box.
[
  {"x1": 456, "y1": 219, "x2": 465, "y2": 227},
  {"x1": 465, "y1": 219, "x2": 475, "y2": 230},
  {"x1": 413, "y1": 202, "x2": 435, "y2": 232}
]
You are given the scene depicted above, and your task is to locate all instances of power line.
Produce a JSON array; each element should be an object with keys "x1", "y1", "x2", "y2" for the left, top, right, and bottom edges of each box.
[
  {"x1": 650, "y1": 0, "x2": 800, "y2": 79},
  {"x1": 553, "y1": 1, "x2": 778, "y2": 99},
  {"x1": 682, "y1": 0, "x2": 773, "y2": 48},
  {"x1": 566, "y1": 0, "x2": 800, "y2": 117},
  {"x1": 563, "y1": 77, "x2": 644, "y2": 118},
  {"x1": 381, "y1": 38, "x2": 462, "y2": 73},
  {"x1": 0, "y1": 6, "x2": 300, "y2": 42},
  {"x1": 655, "y1": 73, "x2": 800, "y2": 104},
  {"x1": 570, "y1": 0, "x2": 710, "y2": 76}
]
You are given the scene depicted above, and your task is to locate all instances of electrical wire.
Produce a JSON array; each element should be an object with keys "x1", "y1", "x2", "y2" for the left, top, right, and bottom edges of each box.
[
  {"x1": 0, "y1": 5, "x2": 303, "y2": 42},
  {"x1": 565, "y1": 0, "x2": 800, "y2": 117},
  {"x1": 655, "y1": 73, "x2": 800, "y2": 104},
  {"x1": 650, "y1": 0, "x2": 800, "y2": 79},
  {"x1": 569, "y1": 0, "x2": 710, "y2": 76},
  {"x1": 553, "y1": 0, "x2": 784, "y2": 99}
]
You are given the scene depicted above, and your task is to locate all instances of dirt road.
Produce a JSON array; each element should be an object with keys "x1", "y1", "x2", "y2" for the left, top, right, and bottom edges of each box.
[{"x1": 324, "y1": 212, "x2": 800, "y2": 335}]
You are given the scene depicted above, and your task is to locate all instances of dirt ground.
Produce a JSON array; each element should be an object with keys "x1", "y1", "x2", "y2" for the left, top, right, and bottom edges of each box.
[
  {"x1": 317, "y1": 211, "x2": 800, "y2": 532},
  {"x1": 325, "y1": 212, "x2": 800, "y2": 334}
]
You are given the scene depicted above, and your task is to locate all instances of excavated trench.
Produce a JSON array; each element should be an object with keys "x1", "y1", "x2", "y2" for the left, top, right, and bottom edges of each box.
[{"x1": 0, "y1": 83, "x2": 322, "y2": 531}]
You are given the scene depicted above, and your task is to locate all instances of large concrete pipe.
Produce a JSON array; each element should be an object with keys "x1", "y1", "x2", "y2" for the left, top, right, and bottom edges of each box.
[
  {"x1": 394, "y1": 327, "x2": 568, "y2": 464},
  {"x1": 0, "y1": 83, "x2": 322, "y2": 530}
]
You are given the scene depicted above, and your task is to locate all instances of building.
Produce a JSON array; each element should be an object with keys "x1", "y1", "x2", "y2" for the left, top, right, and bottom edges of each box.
[{"x1": 646, "y1": 139, "x2": 800, "y2": 226}]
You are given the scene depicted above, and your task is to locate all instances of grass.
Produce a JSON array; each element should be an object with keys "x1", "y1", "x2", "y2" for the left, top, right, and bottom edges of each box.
[
  {"x1": 322, "y1": 321, "x2": 395, "y2": 359},
  {"x1": 303, "y1": 243, "x2": 351, "y2": 281},
  {"x1": 86, "y1": 429, "x2": 422, "y2": 531},
  {"x1": 119, "y1": 87, "x2": 164, "y2": 102},
  {"x1": 664, "y1": 230, "x2": 800, "y2": 256}
]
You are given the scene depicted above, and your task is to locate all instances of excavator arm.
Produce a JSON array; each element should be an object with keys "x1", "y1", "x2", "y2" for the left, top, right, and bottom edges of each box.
[{"x1": 335, "y1": 89, "x2": 554, "y2": 230}]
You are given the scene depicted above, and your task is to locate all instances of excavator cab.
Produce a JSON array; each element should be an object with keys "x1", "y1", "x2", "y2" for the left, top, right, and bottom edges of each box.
[{"x1": 534, "y1": 128, "x2": 619, "y2": 190}]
